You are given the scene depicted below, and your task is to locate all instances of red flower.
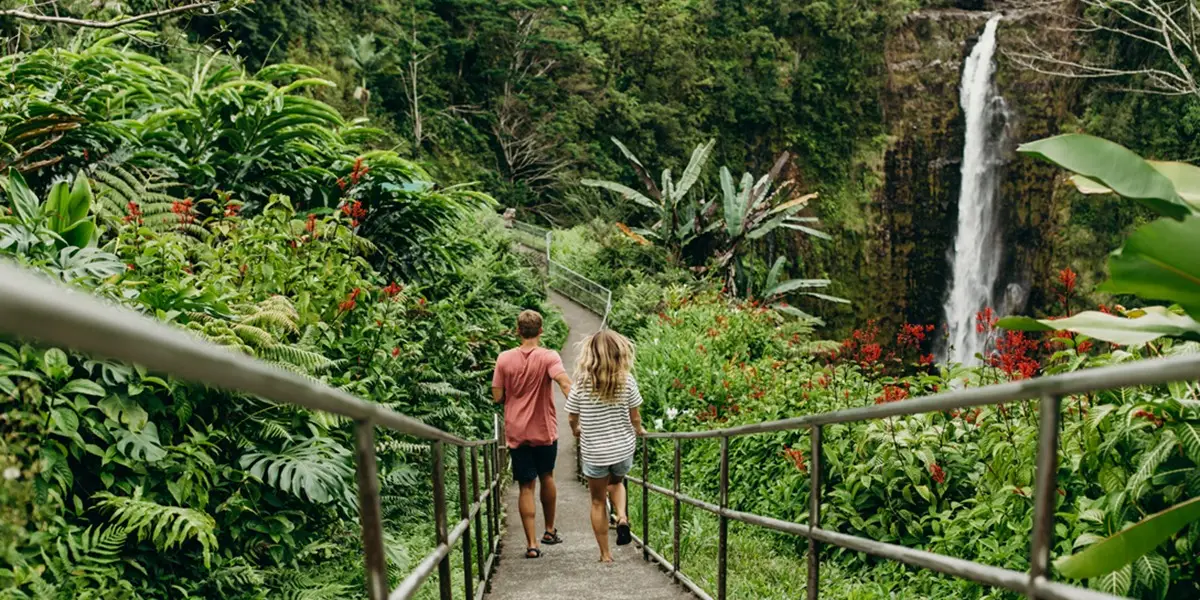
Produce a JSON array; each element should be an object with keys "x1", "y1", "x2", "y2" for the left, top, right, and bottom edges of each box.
[
  {"x1": 1058, "y1": 267, "x2": 1077, "y2": 295},
  {"x1": 975, "y1": 307, "x2": 998, "y2": 334},
  {"x1": 391, "y1": 347, "x2": 400, "y2": 358},
  {"x1": 1077, "y1": 341, "x2": 1093, "y2": 353},
  {"x1": 858, "y1": 343, "x2": 882, "y2": 365},
  {"x1": 125, "y1": 263, "x2": 135, "y2": 271},
  {"x1": 341, "y1": 200, "x2": 367, "y2": 227},
  {"x1": 1098, "y1": 304, "x2": 1112, "y2": 315},
  {"x1": 919, "y1": 354, "x2": 935, "y2": 366},
  {"x1": 224, "y1": 202, "x2": 242, "y2": 217},
  {"x1": 783, "y1": 445, "x2": 807, "y2": 473},
  {"x1": 707, "y1": 328, "x2": 719, "y2": 338},
  {"x1": 337, "y1": 177, "x2": 348, "y2": 190},
  {"x1": 350, "y1": 157, "x2": 371, "y2": 185},
  {"x1": 239, "y1": 264, "x2": 248, "y2": 275},
  {"x1": 382, "y1": 281, "x2": 404, "y2": 298},
  {"x1": 874, "y1": 385, "x2": 909, "y2": 405},
  {"x1": 929, "y1": 463, "x2": 946, "y2": 485},
  {"x1": 337, "y1": 288, "x2": 362, "y2": 314},
  {"x1": 1132, "y1": 409, "x2": 1164, "y2": 427},
  {"x1": 897, "y1": 323, "x2": 933, "y2": 348},
  {"x1": 672, "y1": 378, "x2": 684, "y2": 390},
  {"x1": 988, "y1": 330, "x2": 1040, "y2": 380},
  {"x1": 123, "y1": 201, "x2": 143, "y2": 224},
  {"x1": 171, "y1": 198, "x2": 195, "y2": 225},
  {"x1": 306, "y1": 213, "x2": 318, "y2": 233}
]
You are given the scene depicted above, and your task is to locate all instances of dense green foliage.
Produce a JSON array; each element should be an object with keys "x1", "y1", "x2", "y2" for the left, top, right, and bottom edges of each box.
[{"x1": 0, "y1": 36, "x2": 564, "y2": 599}]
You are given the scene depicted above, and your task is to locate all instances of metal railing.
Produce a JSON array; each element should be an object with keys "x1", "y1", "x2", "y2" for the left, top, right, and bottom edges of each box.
[
  {"x1": 507, "y1": 218, "x2": 613, "y2": 328},
  {"x1": 627, "y1": 354, "x2": 1200, "y2": 600},
  {"x1": 0, "y1": 262, "x2": 507, "y2": 600}
]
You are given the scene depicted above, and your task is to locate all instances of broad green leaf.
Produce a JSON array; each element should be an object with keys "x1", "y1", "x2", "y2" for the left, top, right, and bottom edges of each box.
[
  {"x1": 1056, "y1": 496, "x2": 1200, "y2": 579},
  {"x1": 1090, "y1": 565, "x2": 1132, "y2": 595},
  {"x1": 1019, "y1": 134, "x2": 1190, "y2": 219},
  {"x1": 781, "y1": 222, "x2": 833, "y2": 240},
  {"x1": 1070, "y1": 161, "x2": 1200, "y2": 212},
  {"x1": 581, "y1": 179, "x2": 657, "y2": 210},
  {"x1": 116, "y1": 422, "x2": 167, "y2": 462},
  {"x1": 765, "y1": 256, "x2": 786, "y2": 296},
  {"x1": 802, "y1": 292, "x2": 852, "y2": 304},
  {"x1": 1133, "y1": 553, "x2": 1168, "y2": 600},
  {"x1": 764, "y1": 278, "x2": 831, "y2": 298},
  {"x1": 3, "y1": 169, "x2": 41, "y2": 225},
  {"x1": 1103, "y1": 217, "x2": 1200, "y2": 319},
  {"x1": 1175, "y1": 422, "x2": 1200, "y2": 463},
  {"x1": 60, "y1": 379, "x2": 106, "y2": 397},
  {"x1": 675, "y1": 139, "x2": 715, "y2": 200},
  {"x1": 720, "y1": 167, "x2": 742, "y2": 237},
  {"x1": 998, "y1": 308, "x2": 1200, "y2": 345}
]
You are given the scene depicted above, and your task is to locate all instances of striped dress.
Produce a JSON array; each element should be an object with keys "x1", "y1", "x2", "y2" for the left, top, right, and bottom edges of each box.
[{"x1": 566, "y1": 373, "x2": 643, "y2": 466}]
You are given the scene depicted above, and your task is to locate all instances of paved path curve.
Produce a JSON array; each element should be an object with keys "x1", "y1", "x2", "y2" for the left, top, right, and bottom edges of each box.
[{"x1": 485, "y1": 292, "x2": 691, "y2": 600}]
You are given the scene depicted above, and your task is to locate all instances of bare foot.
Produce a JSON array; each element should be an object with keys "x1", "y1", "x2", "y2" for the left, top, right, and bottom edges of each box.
[{"x1": 599, "y1": 555, "x2": 614, "y2": 563}]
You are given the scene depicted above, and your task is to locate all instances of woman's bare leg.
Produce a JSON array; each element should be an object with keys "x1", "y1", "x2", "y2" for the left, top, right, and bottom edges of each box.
[
  {"x1": 588, "y1": 476, "x2": 613, "y2": 562},
  {"x1": 607, "y1": 477, "x2": 628, "y2": 524}
]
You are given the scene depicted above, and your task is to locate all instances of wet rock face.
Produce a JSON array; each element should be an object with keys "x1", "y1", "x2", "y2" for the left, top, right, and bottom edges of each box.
[{"x1": 847, "y1": 3, "x2": 1076, "y2": 332}]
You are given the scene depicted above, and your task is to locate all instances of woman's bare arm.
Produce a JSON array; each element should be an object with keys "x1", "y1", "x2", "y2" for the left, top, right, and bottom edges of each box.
[{"x1": 629, "y1": 407, "x2": 645, "y2": 436}]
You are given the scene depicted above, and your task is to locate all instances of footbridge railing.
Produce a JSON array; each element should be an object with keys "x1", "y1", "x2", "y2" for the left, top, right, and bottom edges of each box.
[
  {"x1": 628, "y1": 355, "x2": 1200, "y2": 600},
  {"x1": 507, "y1": 218, "x2": 612, "y2": 328},
  {"x1": 0, "y1": 262, "x2": 506, "y2": 600}
]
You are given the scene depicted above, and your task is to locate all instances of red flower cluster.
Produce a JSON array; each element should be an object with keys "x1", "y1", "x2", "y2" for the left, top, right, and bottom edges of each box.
[
  {"x1": 975, "y1": 307, "x2": 998, "y2": 334},
  {"x1": 342, "y1": 201, "x2": 367, "y2": 228},
  {"x1": 1132, "y1": 409, "x2": 1164, "y2": 427},
  {"x1": 949, "y1": 407, "x2": 981, "y2": 426},
  {"x1": 897, "y1": 323, "x2": 935, "y2": 348},
  {"x1": 306, "y1": 213, "x2": 318, "y2": 234},
  {"x1": 350, "y1": 157, "x2": 371, "y2": 185},
  {"x1": 929, "y1": 463, "x2": 946, "y2": 485},
  {"x1": 783, "y1": 445, "x2": 807, "y2": 473},
  {"x1": 919, "y1": 354, "x2": 935, "y2": 366},
  {"x1": 875, "y1": 385, "x2": 909, "y2": 405},
  {"x1": 382, "y1": 281, "x2": 404, "y2": 298},
  {"x1": 391, "y1": 347, "x2": 401, "y2": 358},
  {"x1": 224, "y1": 202, "x2": 241, "y2": 218},
  {"x1": 123, "y1": 200, "x2": 143, "y2": 224},
  {"x1": 696, "y1": 405, "x2": 720, "y2": 422},
  {"x1": 988, "y1": 330, "x2": 1040, "y2": 380},
  {"x1": 171, "y1": 199, "x2": 195, "y2": 225},
  {"x1": 338, "y1": 288, "x2": 362, "y2": 313},
  {"x1": 1058, "y1": 267, "x2": 1077, "y2": 295}
]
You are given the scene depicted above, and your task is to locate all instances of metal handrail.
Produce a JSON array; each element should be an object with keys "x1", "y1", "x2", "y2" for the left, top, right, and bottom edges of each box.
[
  {"x1": 507, "y1": 218, "x2": 613, "y2": 328},
  {"x1": 0, "y1": 262, "x2": 506, "y2": 600},
  {"x1": 629, "y1": 354, "x2": 1200, "y2": 600}
]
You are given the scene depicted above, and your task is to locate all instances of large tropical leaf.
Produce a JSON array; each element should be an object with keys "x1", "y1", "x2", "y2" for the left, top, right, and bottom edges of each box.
[
  {"x1": 764, "y1": 278, "x2": 831, "y2": 298},
  {"x1": 581, "y1": 179, "x2": 657, "y2": 210},
  {"x1": 1018, "y1": 134, "x2": 1190, "y2": 219},
  {"x1": 1071, "y1": 160, "x2": 1200, "y2": 211},
  {"x1": 240, "y1": 438, "x2": 353, "y2": 504},
  {"x1": 998, "y1": 307, "x2": 1200, "y2": 345},
  {"x1": 674, "y1": 139, "x2": 715, "y2": 201},
  {"x1": 1056, "y1": 496, "x2": 1200, "y2": 580},
  {"x1": 720, "y1": 167, "x2": 741, "y2": 237},
  {"x1": 1102, "y1": 217, "x2": 1200, "y2": 319}
]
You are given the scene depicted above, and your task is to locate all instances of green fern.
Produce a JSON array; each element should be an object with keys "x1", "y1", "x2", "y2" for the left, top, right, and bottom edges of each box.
[
  {"x1": 91, "y1": 165, "x2": 179, "y2": 231},
  {"x1": 93, "y1": 487, "x2": 218, "y2": 567},
  {"x1": 1128, "y1": 431, "x2": 1178, "y2": 501},
  {"x1": 44, "y1": 526, "x2": 127, "y2": 582},
  {"x1": 239, "y1": 437, "x2": 353, "y2": 504}
]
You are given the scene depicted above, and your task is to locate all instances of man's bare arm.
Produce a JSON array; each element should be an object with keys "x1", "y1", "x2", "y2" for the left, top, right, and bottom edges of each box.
[
  {"x1": 553, "y1": 372, "x2": 571, "y2": 398},
  {"x1": 630, "y1": 407, "x2": 645, "y2": 436},
  {"x1": 492, "y1": 386, "x2": 504, "y2": 404},
  {"x1": 568, "y1": 413, "x2": 580, "y2": 438}
]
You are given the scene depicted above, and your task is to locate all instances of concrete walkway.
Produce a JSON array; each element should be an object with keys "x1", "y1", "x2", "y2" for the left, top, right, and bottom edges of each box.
[{"x1": 485, "y1": 292, "x2": 691, "y2": 600}]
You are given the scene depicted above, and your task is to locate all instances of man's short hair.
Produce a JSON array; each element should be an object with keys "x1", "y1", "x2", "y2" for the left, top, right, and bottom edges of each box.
[{"x1": 517, "y1": 310, "x2": 543, "y2": 339}]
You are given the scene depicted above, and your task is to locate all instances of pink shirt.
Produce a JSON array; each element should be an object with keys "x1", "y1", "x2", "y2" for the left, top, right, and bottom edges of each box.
[{"x1": 493, "y1": 346, "x2": 565, "y2": 448}]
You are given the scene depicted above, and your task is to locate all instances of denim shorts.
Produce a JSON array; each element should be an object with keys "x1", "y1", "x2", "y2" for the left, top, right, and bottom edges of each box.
[{"x1": 582, "y1": 455, "x2": 634, "y2": 480}]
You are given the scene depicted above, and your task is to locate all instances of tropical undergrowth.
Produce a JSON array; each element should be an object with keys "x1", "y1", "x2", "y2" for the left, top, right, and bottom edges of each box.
[{"x1": 0, "y1": 36, "x2": 564, "y2": 600}]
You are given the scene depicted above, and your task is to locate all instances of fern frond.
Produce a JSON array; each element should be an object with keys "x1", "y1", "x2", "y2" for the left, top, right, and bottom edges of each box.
[
  {"x1": 234, "y1": 323, "x2": 278, "y2": 348},
  {"x1": 94, "y1": 488, "x2": 218, "y2": 567},
  {"x1": 260, "y1": 345, "x2": 334, "y2": 373},
  {"x1": 376, "y1": 439, "x2": 429, "y2": 456}
]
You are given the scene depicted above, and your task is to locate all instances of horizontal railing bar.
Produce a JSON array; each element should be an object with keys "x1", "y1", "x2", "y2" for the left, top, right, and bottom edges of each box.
[
  {"x1": 643, "y1": 352, "x2": 1200, "y2": 439},
  {"x1": 0, "y1": 262, "x2": 487, "y2": 447},
  {"x1": 389, "y1": 479, "x2": 498, "y2": 600},
  {"x1": 632, "y1": 532, "x2": 715, "y2": 600},
  {"x1": 628, "y1": 477, "x2": 1122, "y2": 600}
]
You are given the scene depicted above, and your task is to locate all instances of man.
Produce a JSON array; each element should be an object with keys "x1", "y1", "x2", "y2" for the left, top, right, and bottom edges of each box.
[{"x1": 492, "y1": 310, "x2": 571, "y2": 558}]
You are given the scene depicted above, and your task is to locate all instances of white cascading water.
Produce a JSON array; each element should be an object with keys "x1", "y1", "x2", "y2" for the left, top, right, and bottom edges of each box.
[{"x1": 942, "y1": 15, "x2": 1006, "y2": 364}]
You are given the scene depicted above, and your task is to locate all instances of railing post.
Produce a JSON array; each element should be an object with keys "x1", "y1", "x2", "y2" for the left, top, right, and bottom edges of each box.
[
  {"x1": 432, "y1": 441, "x2": 452, "y2": 600},
  {"x1": 457, "y1": 446, "x2": 474, "y2": 600},
  {"x1": 354, "y1": 420, "x2": 388, "y2": 600},
  {"x1": 1029, "y1": 395, "x2": 1062, "y2": 598},
  {"x1": 807, "y1": 425, "x2": 823, "y2": 600},
  {"x1": 484, "y1": 442, "x2": 497, "y2": 555},
  {"x1": 672, "y1": 438, "x2": 682, "y2": 575},
  {"x1": 642, "y1": 435, "x2": 650, "y2": 562},
  {"x1": 471, "y1": 446, "x2": 484, "y2": 583},
  {"x1": 718, "y1": 436, "x2": 729, "y2": 600}
]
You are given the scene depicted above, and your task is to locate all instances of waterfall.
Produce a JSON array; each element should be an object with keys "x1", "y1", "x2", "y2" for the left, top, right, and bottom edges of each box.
[{"x1": 941, "y1": 15, "x2": 1007, "y2": 365}]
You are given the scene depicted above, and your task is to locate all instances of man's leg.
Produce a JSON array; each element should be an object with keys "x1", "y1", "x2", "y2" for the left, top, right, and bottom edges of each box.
[
  {"x1": 539, "y1": 472, "x2": 557, "y2": 535},
  {"x1": 587, "y1": 476, "x2": 613, "y2": 562},
  {"x1": 519, "y1": 480, "x2": 539, "y2": 551}
]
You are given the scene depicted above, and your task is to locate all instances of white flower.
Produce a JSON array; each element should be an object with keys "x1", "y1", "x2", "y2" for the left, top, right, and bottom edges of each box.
[
  {"x1": 653, "y1": 419, "x2": 664, "y2": 430},
  {"x1": 2, "y1": 467, "x2": 19, "y2": 481},
  {"x1": 665, "y1": 407, "x2": 679, "y2": 420}
]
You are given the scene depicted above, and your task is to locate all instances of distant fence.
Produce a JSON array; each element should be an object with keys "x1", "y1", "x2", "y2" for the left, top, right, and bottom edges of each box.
[{"x1": 507, "y1": 217, "x2": 612, "y2": 328}]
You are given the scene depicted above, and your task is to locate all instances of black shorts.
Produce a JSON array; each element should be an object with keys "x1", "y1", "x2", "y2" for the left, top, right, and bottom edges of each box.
[{"x1": 509, "y1": 441, "x2": 557, "y2": 484}]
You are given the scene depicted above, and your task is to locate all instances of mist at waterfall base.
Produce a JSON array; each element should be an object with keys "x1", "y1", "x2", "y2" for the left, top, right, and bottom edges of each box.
[{"x1": 940, "y1": 15, "x2": 1008, "y2": 366}]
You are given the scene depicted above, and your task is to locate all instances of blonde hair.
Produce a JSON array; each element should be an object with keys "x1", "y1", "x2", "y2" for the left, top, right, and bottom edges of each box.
[{"x1": 574, "y1": 330, "x2": 635, "y2": 405}]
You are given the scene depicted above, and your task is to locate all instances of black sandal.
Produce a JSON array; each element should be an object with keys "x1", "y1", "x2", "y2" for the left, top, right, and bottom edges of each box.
[
  {"x1": 525, "y1": 547, "x2": 542, "y2": 559},
  {"x1": 616, "y1": 521, "x2": 632, "y2": 546},
  {"x1": 542, "y1": 529, "x2": 563, "y2": 545}
]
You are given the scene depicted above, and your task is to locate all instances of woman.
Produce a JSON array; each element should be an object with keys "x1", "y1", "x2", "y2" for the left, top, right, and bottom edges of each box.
[{"x1": 566, "y1": 329, "x2": 646, "y2": 563}]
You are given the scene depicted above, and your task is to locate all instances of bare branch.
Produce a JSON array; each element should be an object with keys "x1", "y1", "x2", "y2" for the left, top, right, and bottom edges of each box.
[{"x1": 0, "y1": 2, "x2": 220, "y2": 29}]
